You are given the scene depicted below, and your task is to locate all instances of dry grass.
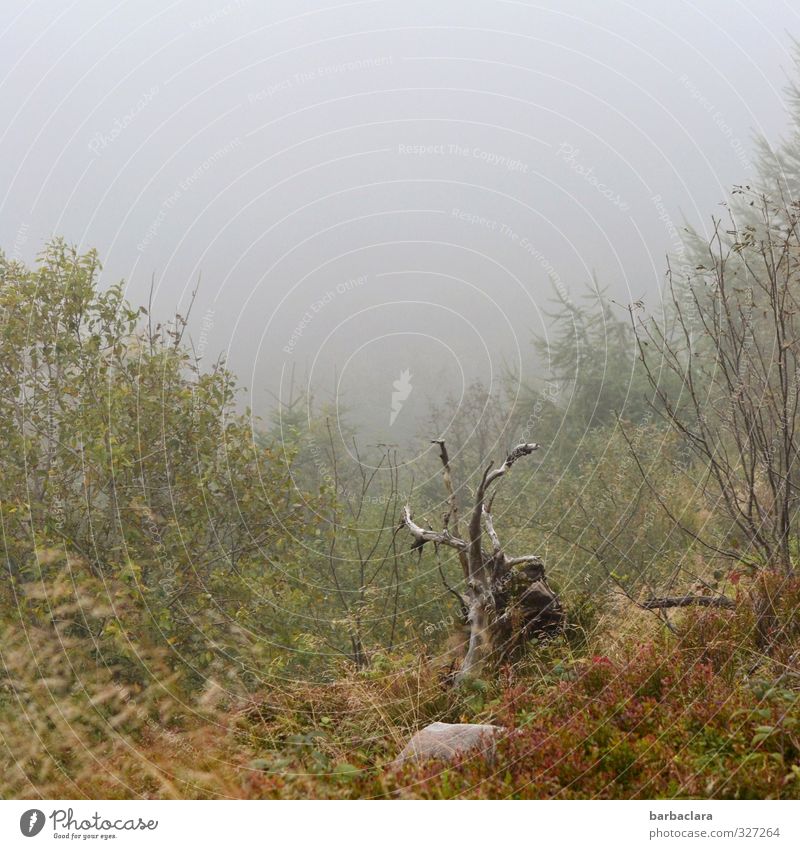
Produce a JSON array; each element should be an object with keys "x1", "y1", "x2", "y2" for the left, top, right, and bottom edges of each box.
[{"x1": 2, "y1": 574, "x2": 798, "y2": 799}]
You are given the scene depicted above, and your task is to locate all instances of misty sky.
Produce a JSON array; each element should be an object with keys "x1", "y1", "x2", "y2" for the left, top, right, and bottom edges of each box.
[{"x1": 2, "y1": 0, "x2": 799, "y2": 445}]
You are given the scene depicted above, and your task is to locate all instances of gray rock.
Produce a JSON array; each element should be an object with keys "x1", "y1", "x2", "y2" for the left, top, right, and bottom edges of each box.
[{"x1": 392, "y1": 721, "x2": 505, "y2": 766}]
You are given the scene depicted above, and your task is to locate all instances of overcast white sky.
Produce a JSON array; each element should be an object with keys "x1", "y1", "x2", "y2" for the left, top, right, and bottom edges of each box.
[{"x1": 2, "y1": 0, "x2": 799, "y2": 443}]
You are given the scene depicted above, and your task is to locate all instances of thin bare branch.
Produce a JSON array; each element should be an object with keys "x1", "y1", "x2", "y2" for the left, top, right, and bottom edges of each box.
[{"x1": 431, "y1": 438, "x2": 469, "y2": 579}]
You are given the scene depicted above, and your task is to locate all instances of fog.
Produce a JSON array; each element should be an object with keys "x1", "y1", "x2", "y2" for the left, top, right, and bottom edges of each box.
[{"x1": 2, "y1": 0, "x2": 797, "y2": 444}]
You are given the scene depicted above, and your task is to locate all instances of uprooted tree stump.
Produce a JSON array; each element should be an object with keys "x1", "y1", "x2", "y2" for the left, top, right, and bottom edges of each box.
[{"x1": 401, "y1": 440, "x2": 563, "y2": 682}]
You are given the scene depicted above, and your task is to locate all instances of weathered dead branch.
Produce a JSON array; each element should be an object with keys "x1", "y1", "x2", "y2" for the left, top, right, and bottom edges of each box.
[{"x1": 401, "y1": 439, "x2": 562, "y2": 681}]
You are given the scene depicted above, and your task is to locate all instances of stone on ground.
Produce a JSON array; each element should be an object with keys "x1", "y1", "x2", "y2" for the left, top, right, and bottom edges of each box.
[{"x1": 392, "y1": 721, "x2": 504, "y2": 766}]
